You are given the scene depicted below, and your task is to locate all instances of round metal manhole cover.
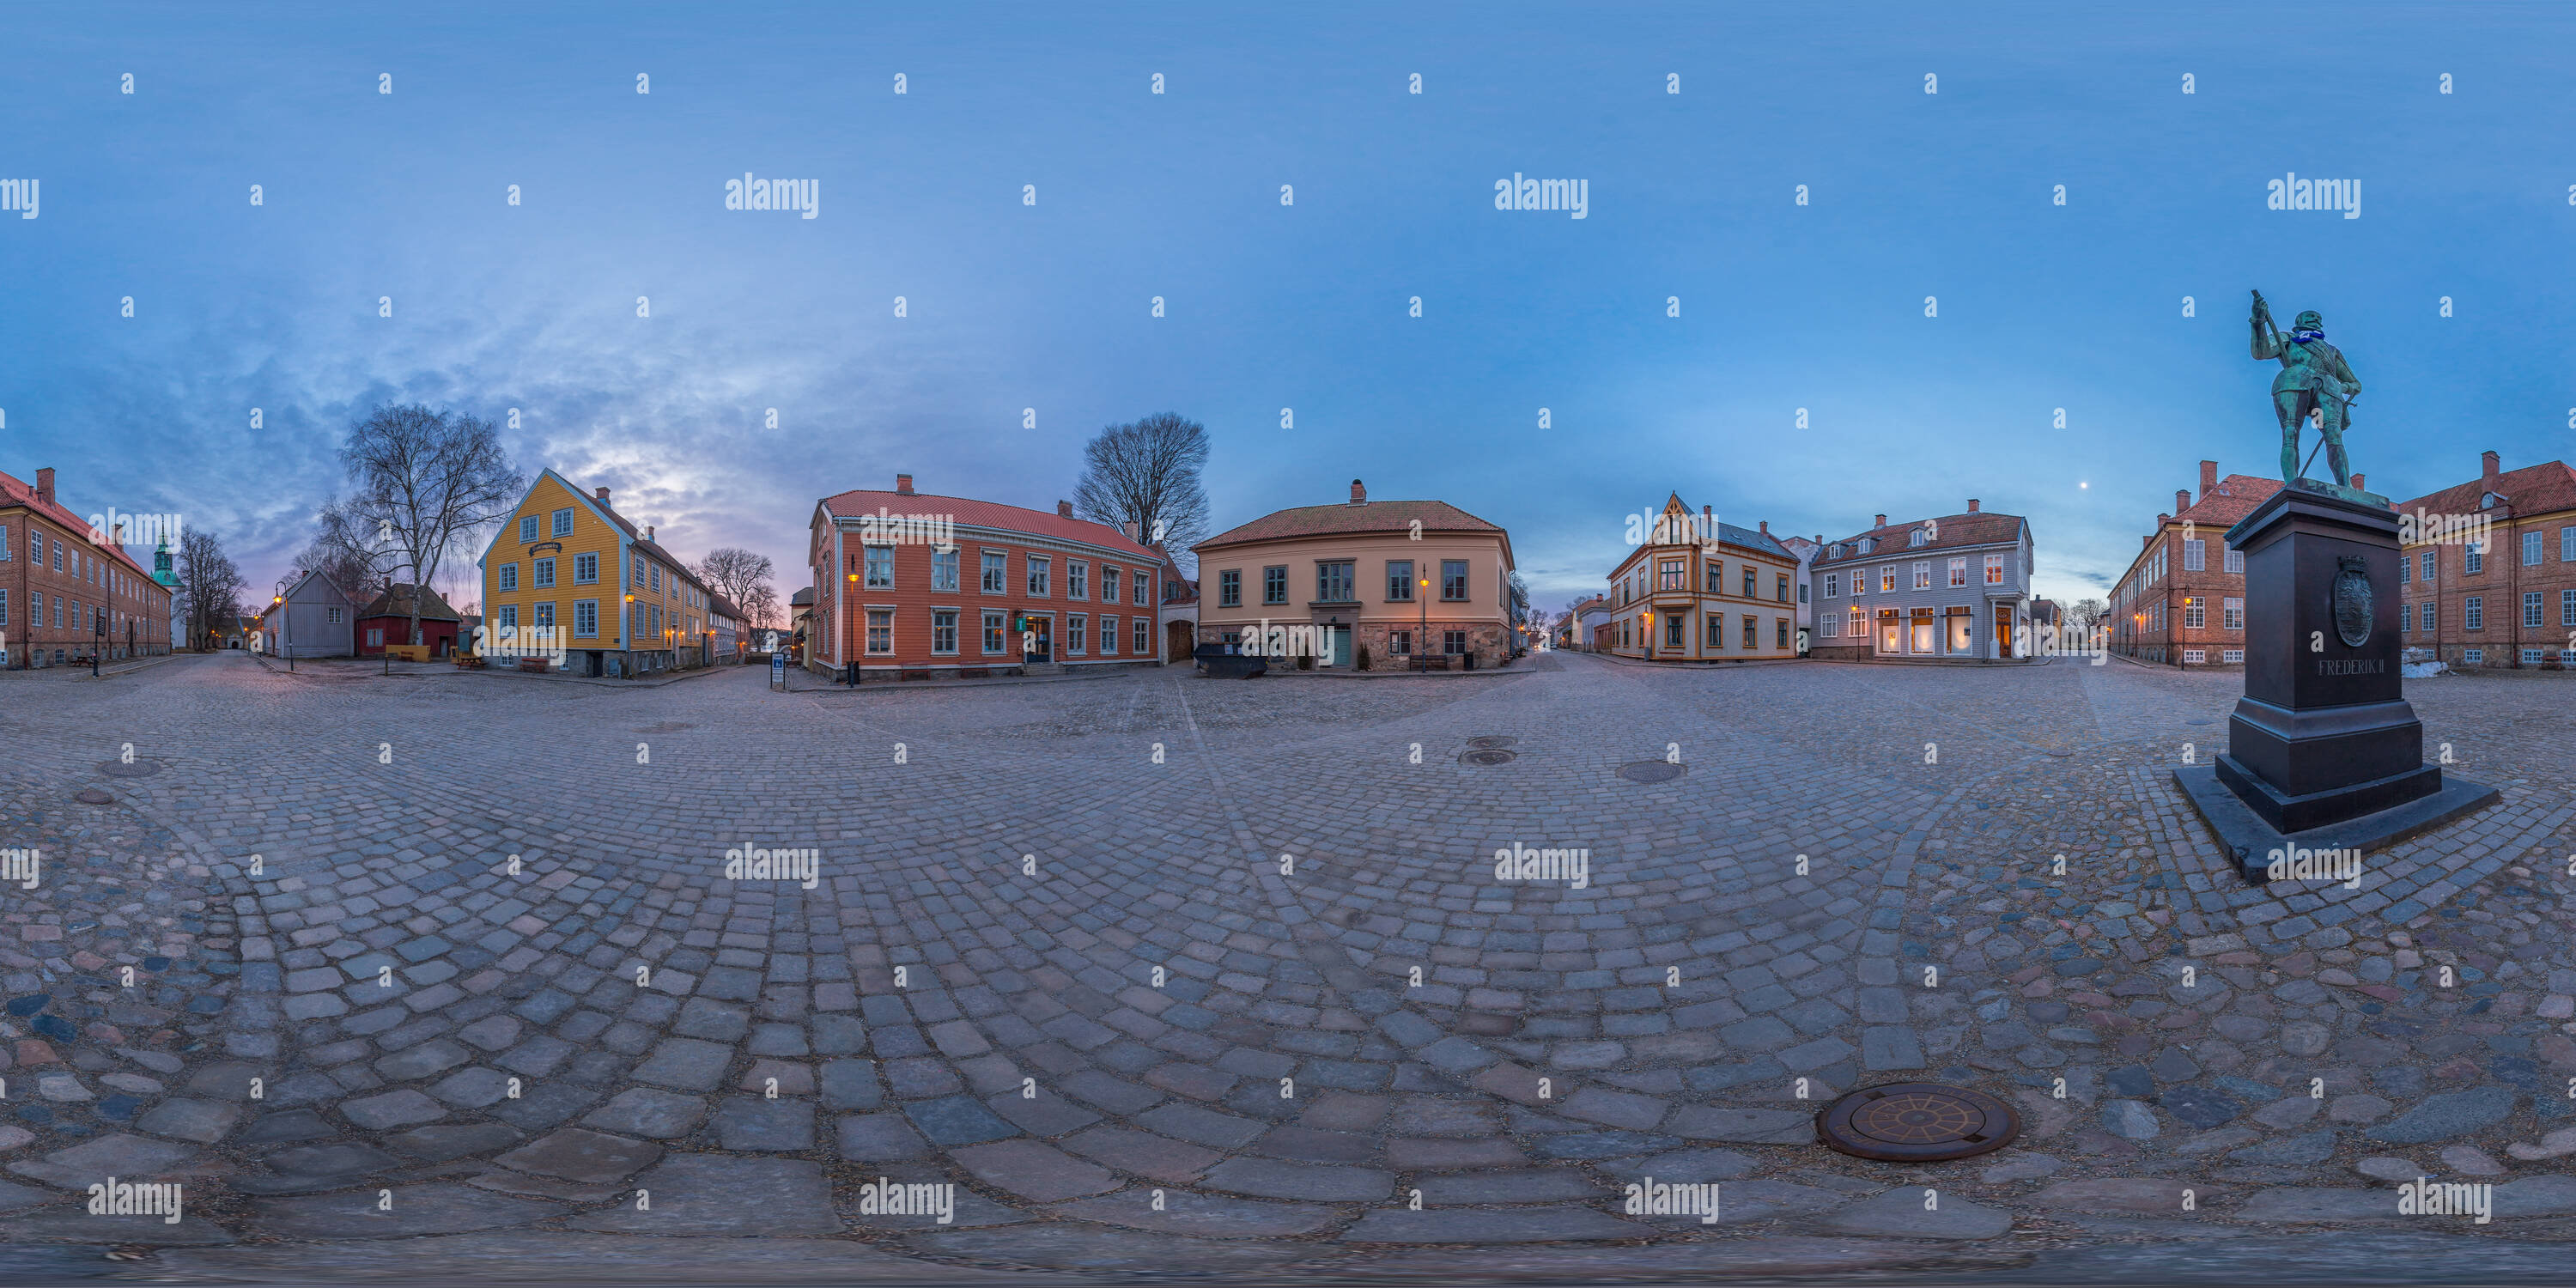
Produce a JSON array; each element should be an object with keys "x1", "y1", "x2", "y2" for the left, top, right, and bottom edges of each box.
[
  {"x1": 1460, "y1": 749, "x2": 1519, "y2": 766},
  {"x1": 1465, "y1": 736, "x2": 1518, "y2": 750},
  {"x1": 74, "y1": 788, "x2": 114, "y2": 805},
  {"x1": 1817, "y1": 1083, "x2": 2020, "y2": 1162},
  {"x1": 99, "y1": 759, "x2": 165, "y2": 778},
  {"x1": 1618, "y1": 761, "x2": 1684, "y2": 783}
]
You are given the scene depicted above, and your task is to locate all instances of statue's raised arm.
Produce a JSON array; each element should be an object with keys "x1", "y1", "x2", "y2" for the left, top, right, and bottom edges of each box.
[{"x1": 2250, "y1": 290, "x2": 2282, "y2": 361}]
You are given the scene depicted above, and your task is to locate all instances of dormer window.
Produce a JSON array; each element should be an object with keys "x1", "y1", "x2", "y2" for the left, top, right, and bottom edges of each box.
[
  {"x1": 1909, "y1": 529, "x2": 1929, "y2": 547},
  {"x1": 2481, "y1": 492, "x2": 2500, "y2": 509}
]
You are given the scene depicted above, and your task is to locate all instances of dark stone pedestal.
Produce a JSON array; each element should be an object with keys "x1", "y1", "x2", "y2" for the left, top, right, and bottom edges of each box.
[
  {"x1": 2174, "y1": 763, "x2": 2497, "y2": 885},
  {"x1": 2190, "y1": 480, "x2": 2497, "y2": 881}
]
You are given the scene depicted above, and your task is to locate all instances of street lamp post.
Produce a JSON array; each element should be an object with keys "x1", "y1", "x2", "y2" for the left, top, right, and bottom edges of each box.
[{"x1": 1417, "y1": 576, "x2": 1429, "y2": 672}]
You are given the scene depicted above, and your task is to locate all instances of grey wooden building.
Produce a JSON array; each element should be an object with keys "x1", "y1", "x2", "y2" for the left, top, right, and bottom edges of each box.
[
  {"x1": 259, "y1": 570, "x2": 357, "y2": 659},
  {"x1": 1809, "y1": 501, "x2": 2037, "y2": 662}
]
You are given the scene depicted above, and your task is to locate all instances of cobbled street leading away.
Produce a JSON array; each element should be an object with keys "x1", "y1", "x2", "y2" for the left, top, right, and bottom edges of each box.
[{"x1": 2, "y1": 649, "x2": 2573, "y2": 1282}]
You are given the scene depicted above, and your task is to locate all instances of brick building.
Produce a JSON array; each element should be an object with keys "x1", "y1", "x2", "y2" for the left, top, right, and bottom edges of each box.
[
  {"x1": 2397, "y1": 450, "x2": 2576, "y2": 670},
  {"x1": 809, "y1": 473, "x2": 1173, "y2": 678},
  {"x1": 1, "y1": 465, "x2": 177, "y2": 668},
  {"x1": 2107, "y1": 460, "x2": 2288, "y2": 666}
]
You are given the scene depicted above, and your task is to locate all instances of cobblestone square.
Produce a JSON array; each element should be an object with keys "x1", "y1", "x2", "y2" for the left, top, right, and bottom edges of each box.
[{"x1": 3, "y1": 650, "x2": 2573, "y2": 1279}]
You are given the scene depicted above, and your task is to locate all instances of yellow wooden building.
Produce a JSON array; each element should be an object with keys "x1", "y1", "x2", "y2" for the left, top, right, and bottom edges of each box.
[{"x1": 476, "y1": 470, "x2": 722, "y2": 677}]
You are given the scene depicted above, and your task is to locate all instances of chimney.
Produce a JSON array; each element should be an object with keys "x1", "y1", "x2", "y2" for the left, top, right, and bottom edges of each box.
[
  {"x1": 2199, "y1": 459, "x2": 2218, "y2": 501},
  {"x1": 1759, "y1": 519, "x2": 1770, "y2": 535},
  {"x1": 896, "y1": 472, "x2": 915, "y2": 496},
  {"x1": 1873, "y1": 513, "x2": 1886, "y2": 529},
  {"x1": 2482, "y1": 451, "x2": 2500, "y2": 487},
  {"x1": 2176, "y1": 489, "x2": 2190, "y2": 514},
  {"x1": 645, "y1": 525, "x2": 655, "y2": 543},
  {"x1": 2350, "y1": 472, "x2": 2364, "y2": 493},
  {"x1": 1057, "y1": 501, "x2": 1073, "y2": 519},
  {"x1": 1966, "y1": 499, "x2": 1980, "y2": 513},
  {"x1": 594, "y1": 486, "x2": 611, "y2": 505},
  {"x1": 35, "y1": 467, "x2": 54, "y2": 505},
  {"x1": 1349, "y1": 478, "x2": 1367, "y2": 505}
]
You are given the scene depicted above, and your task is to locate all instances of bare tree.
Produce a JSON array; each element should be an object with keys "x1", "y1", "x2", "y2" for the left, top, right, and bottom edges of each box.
[
  {"x1": 2065, "y1": 597, "x2": 2107, "y2": 636},
  {"x1": 694, "y1": 548, "x2": 775, "y2": 614},
  {"x1": 740, "y1": 583, "x2": 781, "y2": 639},
  {"x1": 1072, "y1": 412, "x2": 1212, "y2": 572},
  {"x1": 332, "y1": 404, "x2": 525, "y2": 650},
  {"x1": 293, "y1": 499, "x2": 396, "y2": 607},
  {"x1": 175, "y1": 528, "x2": 246, "y2": 651}
]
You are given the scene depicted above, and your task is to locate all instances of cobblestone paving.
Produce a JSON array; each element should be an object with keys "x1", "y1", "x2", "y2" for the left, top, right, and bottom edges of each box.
[{"x1": 1, "y1": 649, "x2": 2572, "y2": 1279}]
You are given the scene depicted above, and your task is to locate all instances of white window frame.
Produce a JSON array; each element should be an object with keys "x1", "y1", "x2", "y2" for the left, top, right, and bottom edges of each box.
[{"x1": 932, "y1": 608, "x2": 959, "y2": 655}]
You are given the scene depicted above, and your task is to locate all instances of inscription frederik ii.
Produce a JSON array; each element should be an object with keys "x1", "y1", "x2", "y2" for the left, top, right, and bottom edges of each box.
[{"x1": 2316, "y1": 658, "x2": 2385, "y2": 676}]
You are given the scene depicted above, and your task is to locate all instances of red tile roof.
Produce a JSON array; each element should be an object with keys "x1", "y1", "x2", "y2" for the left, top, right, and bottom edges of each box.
[
  {"x1": 2173, "y1": 475, "x2": 2284, "y2": 528},
  {"x1": 2397, "y1": 459, "x2": 2576, "y2": 521},
  {"x1": 820, "y1": 489, "x2": 1161, "y2": 559},
  {"x1": 1196, "y1": 499, "x2": 1504, "y2": 550},
  {"x1": 0, "y1": 469, "x2": 160, "y2": 583}
]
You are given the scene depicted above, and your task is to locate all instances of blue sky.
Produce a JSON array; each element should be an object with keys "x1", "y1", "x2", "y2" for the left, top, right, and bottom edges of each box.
[{"x1": 4, "y1": 2, "x2": 2570, "y2": 613}]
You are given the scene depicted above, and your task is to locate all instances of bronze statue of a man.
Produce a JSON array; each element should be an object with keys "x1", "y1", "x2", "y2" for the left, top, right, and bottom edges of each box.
[{"x1": 2251, "y1": 290, "x2": 2360, "y2": 486}]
